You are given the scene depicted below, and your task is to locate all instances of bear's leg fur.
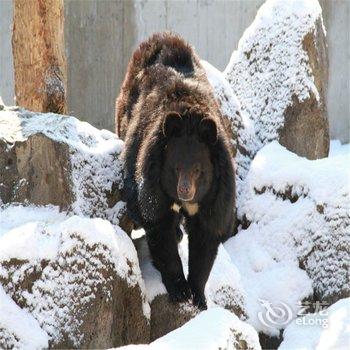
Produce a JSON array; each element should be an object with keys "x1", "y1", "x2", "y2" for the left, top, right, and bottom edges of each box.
[
  {"x1": 186, "y1": 219, "x2": 220, "y2": 310},
  {"x1": 146, "y1": 211, "x2": 191, "y2": 302}
]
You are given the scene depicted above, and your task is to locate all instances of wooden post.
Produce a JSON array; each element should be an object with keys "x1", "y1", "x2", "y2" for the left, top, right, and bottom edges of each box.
[{"x1": 12, "y1": 0, "x2": 67, "y2": 114}]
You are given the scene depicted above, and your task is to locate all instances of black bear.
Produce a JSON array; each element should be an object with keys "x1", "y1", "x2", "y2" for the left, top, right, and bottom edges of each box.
[{"x1": 116, "y1": 32, "x2": 235, "y2": 309}]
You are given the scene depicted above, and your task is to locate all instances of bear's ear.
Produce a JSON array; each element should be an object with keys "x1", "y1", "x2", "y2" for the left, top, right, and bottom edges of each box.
[
  {"x1": 199, "y1": 118, "x2": 217, "y2": 144},
  {"x1": 163, "y1": 112, "x2": 182, "y2": 138}
]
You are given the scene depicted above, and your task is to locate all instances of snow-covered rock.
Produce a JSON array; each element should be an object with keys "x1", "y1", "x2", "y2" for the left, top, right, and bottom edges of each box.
[
  {"x1": 0, "y1": 205, "x2": 150, "y2": 348},
  {"x1": 202, "y1": 60, "x2": 257, "y2": 205},
  {"x1": 135, "y1": 234, "x2": 247, "y2": 340},
  {"x1": 134, "y1": 236, "x2": 199, "y2": 341},
  {"x1": 177, "y1": 235, "x2": 247, "y2": 319},
  {"x1": 224, "y1": 140, "x2": 349, "y2": 337},
  {"x1": 0, "y1": 106, "x2": 132, "y2": 233},
  {"x1": 118, "y1": 308, "x2": 261, "y2": 350},
  {"x1": 205, "y1": 0, "x2": 330, "y2": 218},
  {"x1": 201, "y1": 59, "x2": 242, "y2": 157},
  {"x1": 205, "y1": 244, "x2": 246, "y2": 318},
  {"x1": 224, "y1": 0, "x2": 329, "y2": 161},
  {"x1": 280, "y1": 298, "x2": 350, "y2": 350},
  {"x1": 0, "y1": 285, "x2": 49, "y2": 350},
  {"x1": 242, "y1": 141, "x2": 349, "y2": 304}
]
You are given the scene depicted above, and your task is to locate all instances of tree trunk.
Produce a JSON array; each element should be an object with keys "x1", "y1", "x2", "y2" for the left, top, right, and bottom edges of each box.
[{"x1": 12, "y1": 0, "x2": 67, "y2": 114}]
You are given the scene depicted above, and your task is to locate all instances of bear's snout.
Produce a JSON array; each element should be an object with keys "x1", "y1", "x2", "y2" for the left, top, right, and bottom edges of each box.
[{"x1": 177, "y1": 172, "x2": 195, "y2": 202}]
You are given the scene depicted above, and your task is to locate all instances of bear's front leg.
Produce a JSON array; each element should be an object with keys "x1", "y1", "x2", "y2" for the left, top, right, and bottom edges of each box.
[
  {"x1": 146, "y1": 212, "x2": 191, "y2": 303},
  {"x1": 187, "y1": 222, "x2": 220, "y2": 310}
]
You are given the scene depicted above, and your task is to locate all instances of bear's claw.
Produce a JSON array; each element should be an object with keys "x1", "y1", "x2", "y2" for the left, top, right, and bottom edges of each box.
[
  {"x1": 192, "y1": 292, "x2": 207, "y2": 310},
  {"x1": 168, "y1": 277, "x2": 192, "y2": 303}
]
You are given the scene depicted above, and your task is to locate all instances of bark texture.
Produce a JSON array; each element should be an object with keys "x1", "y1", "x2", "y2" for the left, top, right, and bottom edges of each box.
[{"x1": 12, "y1": 0, "x2": 67, "y2": 113}]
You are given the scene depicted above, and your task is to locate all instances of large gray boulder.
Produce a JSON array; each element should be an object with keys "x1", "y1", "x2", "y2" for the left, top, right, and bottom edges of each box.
[
  {"x1": 119, "y1": 308, "x2": 261, "y2": 350},
  {"x1": 204, "y1": 0, "x2": 330, "y2": 220},
  {"x1": 237, "y1": 141, "x2": 349, "y2": 306},
  {"x1": 0, "y1": 105, "x2": 132, "y2": 233},
  {"x1": 0, "y1": 210, "x2": 150, "y2": 348},
  {"x1": 224, "y1": 0, "x2": 329, "y2": 161},
  {"x1": 135, "y1": 235, "x2": 247, "y2": 341}
]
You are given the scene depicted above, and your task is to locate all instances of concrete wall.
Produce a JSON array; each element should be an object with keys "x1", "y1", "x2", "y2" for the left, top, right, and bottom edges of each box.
[
  {"x1": 64, "y1": 0, "x2": 127, "y2": 131},
  {"x1": 320, "y1": 0, "x2": 350, "y2": 144},
  {"x1": 0, "y1": 0, "x2": 349, "y2": 142},
  {"x1": 0, "y1": 0, "x2": 15, "y2": 106}
]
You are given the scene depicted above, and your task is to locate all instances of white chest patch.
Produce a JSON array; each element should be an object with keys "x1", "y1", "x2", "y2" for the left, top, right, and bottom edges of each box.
[
  {"x1": 171, "y1": 203, "x2": 181, "y2": 213},
  {"x1": 183, "y1": 202, "x2": 199, "y2": 216},
  {"x1": 171, "y1": 202, "x2": 199, "y2": 216}
]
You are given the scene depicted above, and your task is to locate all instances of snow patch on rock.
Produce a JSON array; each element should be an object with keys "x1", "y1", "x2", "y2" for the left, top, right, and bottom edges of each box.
[
  {"x1": 0, "y1": 107, "x2": 126, "y2": 226},
  {"x1": 202, "y1": 59, "x2": 257, "y2": 204},
  {"x1": 118, "y1": 308, "x2": 261, "y2": 350},
  {"x1": 0, "y1": 206, "x2": 139, "y2": 281},
  {"x1": 134, "y1": 236, "x2": 166, "y2": 303},
  {"x1": 242, "y1": 141, "x2": 349, "y2": 303},
  {"x1": 0, "y1": 285, "x2": 49, "y2": 350},
  {"x1": 151, "y1": 308, "x2": 260, "y2": 350},
  {"x1": 280, "y1": 298, "x2": 350, "y2": 350},
  {"x1": 224, "y1": 0, "x2": 323, "y2": 147},
  {"x1": 225, "y1": 140, "x2": 350, "y2": 335},
  {"x1": 0, "y1": 205, "x2": 150, "y2": 346},
  {"x1": 224, "y1": 223, "x2": 312, "y2": 336}
]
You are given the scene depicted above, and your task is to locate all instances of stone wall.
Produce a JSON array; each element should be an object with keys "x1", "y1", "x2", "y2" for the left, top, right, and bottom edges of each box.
[{"x1": 0, "y1": 0, "x2": 348, "y2": 142}]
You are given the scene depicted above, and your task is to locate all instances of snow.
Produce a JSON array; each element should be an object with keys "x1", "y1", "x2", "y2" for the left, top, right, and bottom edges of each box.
[
  {"x1": 0, "y1": 107, "x2": 121, "y2": 153},
  {"x1": 201, "y1": 60, "x2": 241, "y2": 120},
  {"x1": 329, "y1": 139, "x2": 350, "y2": 157},
  {"x1": 118, "y1": 308, "x2": 261, "y2": 350},
  {"x1": 134, "y1": 236, "x2": 166, "y2": 302},
  {"x1": 0, "y1": 205, "x2": 150, "y2": 346},
  {"x1": 0, "y1": 204, "x2": 68, "y2": 237},
  {"x1": 244, "y1": 141, "x2": 349, "y2": 207},
  {"x1": 136, "y1": 233, "x2": 246, "y2": 316},
  {"x1": 0, "y1": 285, "x2": 48, "y2": 350},
  {"x1": 221, "y1": 0, "x2": 326, "y2": 208},
  {"x1": 202, "y1": 59, "x2": 257, "y2": 203},
  {"x1": 225, "y1": 0, "x2": 323, "y2": 148},
  {"x1": 205, "y1": 244, "x2": 246, "y2": 314},
  {"x1": 150, "y1": 308, "x2": 260, "y2": 350},
  {"x1": 0, "y1": 205, "x2": 139, "y2": 280},
  {"x1": 0, "y1": 106, "x2": 126, "y2": 226},
  {"x1": 224, "y1": 140, "x2": 350, "y2": 336},
  {"x1": 242, "y1": 141, "x2": 349, "y2": 302},
  {"x1": 280, "y1": 298, "x2": 350, "y2": 350},
  {"x1": 224, "y1": 222, "x2": 312, "y2": 336}
]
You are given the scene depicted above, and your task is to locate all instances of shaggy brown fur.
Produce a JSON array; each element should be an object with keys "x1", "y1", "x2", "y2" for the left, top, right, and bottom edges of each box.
[{"x1": 115, "y1": 32, "x2": 235, "y2": 309}]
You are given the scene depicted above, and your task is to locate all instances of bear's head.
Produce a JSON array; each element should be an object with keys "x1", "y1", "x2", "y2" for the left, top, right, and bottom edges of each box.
[{"x1": 161, "y1": 112, "x2": 216, "y2": 204}]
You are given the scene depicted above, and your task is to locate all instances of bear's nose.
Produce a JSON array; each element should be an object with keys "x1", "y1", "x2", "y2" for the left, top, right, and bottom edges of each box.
[
  {"x1": 177, "y1": 173, "x2": 195, "y2": 201},
  {"x1": 178, "y1": 185, "x2": 190, "y2": 195},
  {"x1": 177, "y1": 183, "x2": 194, "y2": 202}
]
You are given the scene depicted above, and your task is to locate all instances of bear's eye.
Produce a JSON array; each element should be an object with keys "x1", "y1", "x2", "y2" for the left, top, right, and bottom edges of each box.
[{"x1": 194, "y1": 166, "x2": 201, "y2": 175}]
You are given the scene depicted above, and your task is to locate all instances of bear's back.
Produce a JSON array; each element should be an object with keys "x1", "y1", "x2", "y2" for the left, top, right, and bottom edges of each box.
[
  {"x1": 116, "y1": 32, "x2": 202, "y2": 138},
  {"x1": 142, "y1": 33, "x2": 196, "y2": 77}
]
